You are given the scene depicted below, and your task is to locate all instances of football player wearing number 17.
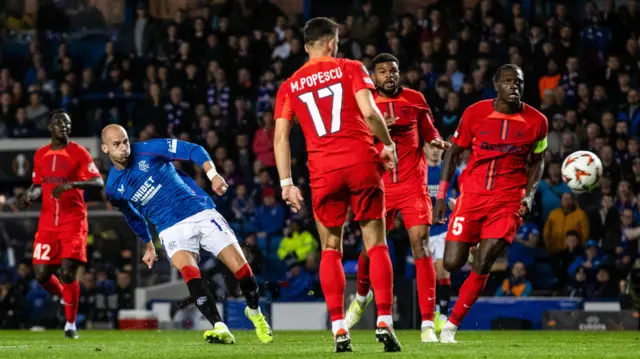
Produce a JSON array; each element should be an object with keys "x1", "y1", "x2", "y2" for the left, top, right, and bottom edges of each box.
[
  {"x1": 274, "y1": 17, "x2": 401, "y2": 352},
  {"x1": 101, "y1": 124, "x2": 272, "y2": 345},
  {"x1": 432, "y1": 64, "x2": 548, "y2": 343}
]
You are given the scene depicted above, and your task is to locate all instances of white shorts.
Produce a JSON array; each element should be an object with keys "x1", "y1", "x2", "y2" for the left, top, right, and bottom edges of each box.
[
  {"x1": 429, "y1": 232, "x2": 446, "y2": 261},
  {"x1": 159, "y1": 209, "x2": 238, "y2": 260}
]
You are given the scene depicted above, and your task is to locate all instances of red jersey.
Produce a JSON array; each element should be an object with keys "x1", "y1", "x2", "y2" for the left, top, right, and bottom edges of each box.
[
  {"x1": 452, "y1": 99, "x2": 548, "y2": 196},
  {"x1": 32, "y1": 141, "x2": 100, "y2": 230},
  {"x1": 374, "y1": 87, "x2": 440, "y2": 194},
  {"x1": 274, "y1": 56, "x2": 379, "y2": 178}
]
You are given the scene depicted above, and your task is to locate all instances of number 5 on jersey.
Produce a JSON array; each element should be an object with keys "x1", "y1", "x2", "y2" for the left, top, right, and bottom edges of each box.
[
  {"x1": 299, "y1": 83, "x2": 343, "y2": 137},
  {"x1": 452, "y1": 217, "x2": 465, "y2": 236}
]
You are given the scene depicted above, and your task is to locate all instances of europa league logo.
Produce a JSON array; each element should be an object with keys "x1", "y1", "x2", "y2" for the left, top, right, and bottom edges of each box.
[{"x1": 12, "y1": 154, "x2": 31, "y2": 178}]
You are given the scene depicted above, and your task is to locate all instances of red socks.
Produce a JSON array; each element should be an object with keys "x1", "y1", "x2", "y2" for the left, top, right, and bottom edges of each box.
[
  {"x1": 367, "y1": 245, "x2": 393, "y2": 316},
  {"x1": 356, "y1": 252, "x2": 371, "y2": 297},
  {"x1": 234, "y1": 263, "x2": 253, "y2": 280},
  {"x1": 62, "y1": 280, "x2": 80, "y2": 323},
  {"x1": 449, "y1": 271, "x2": 489, "y2": 326},
  {"x1": 415, "y1": 256, "x2": 436, "y2": 321},
  {"x1": 41, "y1": 275, "x2": 64, "y2": 298},
  {"x1": 320, "y1": 250, "x2": 346, "y2": 321},
  {"x1": 180, "y1": 265, "x2": 201, "y2": 283}
]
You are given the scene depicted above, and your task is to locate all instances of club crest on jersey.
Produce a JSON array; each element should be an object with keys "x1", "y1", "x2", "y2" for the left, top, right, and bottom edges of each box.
[
  {"x1": 138, "y1": 160, "x2": 150, "y2": 172},
  {"x1": 88, "y1": 162, "x2": 99, "y2": 174}
]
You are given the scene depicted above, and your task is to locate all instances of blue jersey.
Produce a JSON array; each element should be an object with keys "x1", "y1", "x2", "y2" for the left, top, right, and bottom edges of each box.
[
  {"x1": 427, "y1": 164, "x2": 459, "y2": 236},
  {"x1": 106, "y1": 139, "x2": 215, "y2": 242}
]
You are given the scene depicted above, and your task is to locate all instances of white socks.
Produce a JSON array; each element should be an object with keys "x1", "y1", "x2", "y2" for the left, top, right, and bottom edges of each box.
[
  {"x1": 64, "y1": 322, "x2": 76, "y2": 331},
  {"x1": 355, "y1": 293, "x2": 368, "y2": 305},
  {"x1": 331, "y1": 319, "x2": 347, "y2": 335},
  {"x1": 376, "y1": 315, "x2": 393, "y2": 327},
  {"x1": 421, "y1": 320, "x2": 434, "y2": 329},
  {"x1": 443, "y1": 320, "x2": 458, "y2": 330},
  {"x1": 247, "y1": 307, "x2": 261, "y2": 316}
]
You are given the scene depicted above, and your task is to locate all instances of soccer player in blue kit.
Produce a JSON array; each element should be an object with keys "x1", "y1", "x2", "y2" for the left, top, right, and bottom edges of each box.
[
  {"x1": 425, "y1": 143, "x2": 459, "y2": 333},
  {"x1": 101, "y1": 124, "x2": 273, "y2": 344}
]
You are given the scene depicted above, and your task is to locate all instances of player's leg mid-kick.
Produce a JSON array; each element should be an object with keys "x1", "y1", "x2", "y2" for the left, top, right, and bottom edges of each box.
[{"x1": 154, "y1": 212, "x2": 273, "y2": 345}]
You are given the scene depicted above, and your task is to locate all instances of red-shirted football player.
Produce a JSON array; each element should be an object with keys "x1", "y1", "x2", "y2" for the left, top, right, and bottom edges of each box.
[
  {"x1": 273, "y1": 18, "x2": 401, "y2": 352},
  {"x1": 433, "y1": 64, "x2": 548, "y2": 343},
  {"x1": 19, "y1": 111, "x2": 103, "y2": 339},
  {"x1": 345, "y1": 53, "x2": 450, "y2": 343}
]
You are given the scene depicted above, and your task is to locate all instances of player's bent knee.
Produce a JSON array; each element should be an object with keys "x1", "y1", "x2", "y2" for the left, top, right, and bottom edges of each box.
[
  {"x1": 170, "y1": 250, "x2": 199, "y2": 270},
  {"x1": 59, "y1": 268, "x2": 76, "y2": 284},
  {"x1": 35, "y1": 270, "x2": 52, "y2": 284}
]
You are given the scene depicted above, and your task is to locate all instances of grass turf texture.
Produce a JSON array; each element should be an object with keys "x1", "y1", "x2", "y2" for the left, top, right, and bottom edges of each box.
[{"x1": 0, "y1": 330, "x2": 639, "y2": 358}]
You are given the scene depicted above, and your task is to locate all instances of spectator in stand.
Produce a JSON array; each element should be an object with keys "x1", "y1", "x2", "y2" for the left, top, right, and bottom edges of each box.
[
  {"x1": 254, "y1": 187, "x2": 285, "y2": 243},
  {"x1": 537, "y1": 159, "x2": 571, "y2": 221},
  {"x1": 568, "y1": 239, "x2": 608, "y2": 284},
  {"x1": 544, "y1": 192, "x2": 590, "y2": 254},
  {"x1": 508, "y1": 222, "x2": 540, "y2": 272},
  {"x1": 253, "y1": 112, "x2": 276, "y2": 170},
  {"x1": 241, "y1": 233, "x2": 264, "y2": 275},
  {"x1": 553, "y1": 230, "x2": 585, "y2": 289},
  {"x1": 277, "y1": 220, "x2": 318, "y2": 263},
  {"x1": 495, "y1": 262, "x2": 532, "y2": 297}
]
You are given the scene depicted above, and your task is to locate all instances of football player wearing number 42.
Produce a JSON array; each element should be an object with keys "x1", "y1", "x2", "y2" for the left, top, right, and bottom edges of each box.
[
  {"x1": 101, "y1": 125, "x2": 273, "y2": 345},
  {"x1": 345, "y1": 53, "x2": 450, "y2": 344},
  {"x1": 274, "y1": 17, "x2": 401, "y2": 353},
  {"x1": 433, "y1": 64, "x2": 548, "y2": 343}
]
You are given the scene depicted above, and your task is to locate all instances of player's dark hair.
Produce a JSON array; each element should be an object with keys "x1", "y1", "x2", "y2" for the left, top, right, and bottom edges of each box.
[
  {"x1": 371, "y1": 53, "x2": 399, "y2": 68},
  {"x1": 50, "y1": 110, "x2": 70, "y2": 123},
  {"x1": 303, "y1": 17, "x2": 339, "y2": 45},
  {"x1": 493, "y1": 64, "x2": 522, "y2": 83}
]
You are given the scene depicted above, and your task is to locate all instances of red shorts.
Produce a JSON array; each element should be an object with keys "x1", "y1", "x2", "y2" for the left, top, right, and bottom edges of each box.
[
  {"x1": 32, "y1": 220, "x2": 88, "y2": 264},
  {"x1": 311, "y1": 161, "x2": 385, "y2": 227},
  {"x1": 446, "y1": 193, "x2": 522, "y2": 244},
  {"x1": 385, "y1": 190, "x2": 432, "y2": 230}
]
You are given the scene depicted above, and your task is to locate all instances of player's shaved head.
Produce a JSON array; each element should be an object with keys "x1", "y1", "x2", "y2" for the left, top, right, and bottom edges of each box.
[
  {"x1": 101, "y1": 124, "x2": 127, "y2": 144},
  {"x1": 101, "y1": 124, "x2": 131, "y2": 168}
]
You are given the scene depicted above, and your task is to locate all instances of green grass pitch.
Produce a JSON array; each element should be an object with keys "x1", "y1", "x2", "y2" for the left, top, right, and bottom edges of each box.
[{"x1": 0, "y1": 330, "x2": 639, "y2": 358}]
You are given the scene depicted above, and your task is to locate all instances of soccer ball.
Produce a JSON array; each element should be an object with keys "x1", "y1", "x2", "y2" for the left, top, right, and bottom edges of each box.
[{"x1": 561, "y1": 151, "x2": 603, "y2": 194}]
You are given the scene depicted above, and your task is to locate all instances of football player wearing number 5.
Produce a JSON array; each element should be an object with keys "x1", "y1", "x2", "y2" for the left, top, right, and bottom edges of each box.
[
  {"x1": 18, "y1": 111, "x2": 104, "y2": 339},
  {"x1": 274, "y1": 18, "x2": 401, "y2": 352},
  {"x1": 345, "y1": 53, "x2": 450, "y2": 344},
  {"x1": 433, "y1": 64, "x2": 548, "y2": 343}
]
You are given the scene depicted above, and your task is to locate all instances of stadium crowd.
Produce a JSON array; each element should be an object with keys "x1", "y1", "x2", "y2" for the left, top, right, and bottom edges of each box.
[{"x1": 1, "y1": 0, "x2": 640, "y2": 328}]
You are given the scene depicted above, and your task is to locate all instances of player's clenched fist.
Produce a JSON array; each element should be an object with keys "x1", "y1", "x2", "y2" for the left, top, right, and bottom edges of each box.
[
  {"x1": 211, "y1": 174, "x2": 229, "y2": 196},
  {"x1": 380, "y1": 143, "x2": 398, "y2": 170},
  {"x1": 142, "y1": 242, "x2": 158, "y2": 269},
  {"x1": 433, "y1": 198, "x2": 448, "y2": 224},
  {"x1": 282, "y1": 185, "x2": 304, "y2": 213}
]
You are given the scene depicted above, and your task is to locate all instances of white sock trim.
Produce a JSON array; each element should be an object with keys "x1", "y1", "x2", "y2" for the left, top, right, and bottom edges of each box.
[
  {"x1": 376, "y1": 315, "x2": 393, "y2": 327},
  {"x1": 421, "y1": 320, "x2": 435, "y2": 329},
  {"x1": 247, "y1": 307, "x2": 260, "y2": 316},
  {"x1": 331, "y1": 319, "x2": 347, "y2": 335}
]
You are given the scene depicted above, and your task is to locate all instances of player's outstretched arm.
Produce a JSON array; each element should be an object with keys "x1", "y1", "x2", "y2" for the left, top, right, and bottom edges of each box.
[
  {"x1": 18, "y1": 184, "x2": 42, "y2": 209},
  {"x1": 274, "y1": 117, "x2": 303, "y2": 212},
  {"x1": 355, "y1": 88, "x2": 397, "y2": 169},
  {"x1": 520, "y1": 151, "x2": 545, "y2": 218},
  {"x1": 433, "y1": 144, "x2": 465, "y2": 224},
  {"x1": 52, "y1": 176, "x2": 105, "y2": 199},
  {"x1": 140, "y1": 138, "x2": 228, "y2": 195},
  {"x1": 111, "y1": 199, "x2": 157, "y2": 268}
]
